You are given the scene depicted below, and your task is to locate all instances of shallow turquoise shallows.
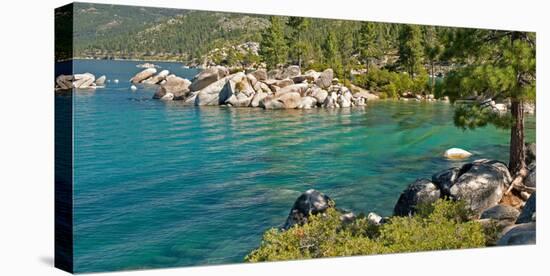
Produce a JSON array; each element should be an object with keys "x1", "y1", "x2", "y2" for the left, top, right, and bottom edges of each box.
[{"x1": 70, "y1": 60, "x2": 535, "y2": 272}]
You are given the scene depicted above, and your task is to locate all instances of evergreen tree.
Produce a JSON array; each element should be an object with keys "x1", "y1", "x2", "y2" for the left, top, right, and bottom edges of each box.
[
  {"x1": 260, "y1": 16, "x2": 288, "y2": 69},
  {"x1": 339, "y1": 27, "x2": 354, "y2": 81},
  {"x1": 444, "y1": 30, "x2": 536, "y2": 177},
  {"x1": 323, "y1": 31, "x2": 341, "y2": 76},
  {"x1": 424, "y1": 26, "x2": 443, "y2": 92},
  {"x1": 398, "y1": 25, "x2": 424, "y2": 77},
  {"x1": 286, "y1": 17, "x2": 311, "y2": 68},
  {"x1": 358, "y1": 22, "x2": 381, "y2": 73}
]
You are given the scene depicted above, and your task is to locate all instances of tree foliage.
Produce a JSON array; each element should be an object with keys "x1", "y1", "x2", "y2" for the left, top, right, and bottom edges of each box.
[
  {"x1": 358, "y1": 22, "x2": 383, "y2": 72},
  {"x1": 398, "y1": 25, "x2": 424, "y2": 77},
  {"x1": 286, "y1": 17, "x2": 311, "y2": 68},
  {"x1": 260, "y1": 16, "x2": 289, "y2": 69},
  {"x1": 442, "y1": 30, "x2": 535, "y2": 174}
]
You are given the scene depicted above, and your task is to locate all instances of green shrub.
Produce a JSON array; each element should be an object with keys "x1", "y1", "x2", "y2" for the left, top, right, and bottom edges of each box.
[
  {"x1": 381, "y1": 199, "x2": 485, "y2": 252},
  {"x1": 245, "y1": 199, "x2": 487, "y2": 262},
  {"x1": 353, "y1": 67, "x2": 430, "y2": 98}
]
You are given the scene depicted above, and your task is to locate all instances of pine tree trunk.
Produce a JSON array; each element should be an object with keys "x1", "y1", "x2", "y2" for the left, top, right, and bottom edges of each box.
[{"x1": 509, "y1": 100, "x2": 526, "y2": 176}]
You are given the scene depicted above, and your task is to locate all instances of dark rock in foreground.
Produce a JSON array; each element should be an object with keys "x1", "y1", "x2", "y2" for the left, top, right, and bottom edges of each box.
[
  {"x1": 431, "y1": 167, "x2": 460, "y2": 197},
  {"x1": 393, "y1": 179, "x2": 440, "y2": 216},
  {"x1": 450, "y1": 159, "x2": 511, "y2": 215},
  {"x1": 480, "y1": 205, "x2": 520, "y2": 221},
  {"x1": 283, "y1": 189, "x2": 332, "y2": 230},
  {"x1": 516, "y1": 192, "x2": 536, "y2": 224},
  {"x1": 497, "y1": 222, "x2": 536, "y2": 246}
]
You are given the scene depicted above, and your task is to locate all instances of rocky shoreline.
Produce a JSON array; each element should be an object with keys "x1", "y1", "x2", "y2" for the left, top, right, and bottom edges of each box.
[
  {"x1": 280, "y1": 143, "x2": 536, "y2": 247},
  {"x1": 56, "y1": 64, "x2": 453, "y2": 109},
  {"x1": 55, "y1": 64, "x2": 536, "y2": 114},
  {"x1": 147, "y1": 65, "x2": 383, "y2": 109}
]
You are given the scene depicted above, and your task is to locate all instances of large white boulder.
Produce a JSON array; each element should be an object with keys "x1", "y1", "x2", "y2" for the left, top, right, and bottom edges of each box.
[
  {"x1": 443, "y1": 148, "x2": 473, "y2": 159},
  {"x1": 130, "y1": 68, "x2": 157, "y2": 84}
]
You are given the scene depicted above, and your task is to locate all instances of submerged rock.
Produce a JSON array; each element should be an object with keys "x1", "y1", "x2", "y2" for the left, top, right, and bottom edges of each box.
[
  {"x1": 443, "y1": 148, "x2": 472, "y2": 159},
  {"x1": 283, "y1": 189, "x2": 332, "y2": 230},
  {"x1": 394, "y1": 178, "x2": 441, "y2": 216},
  {"x1": 450, "y1": 159, "x2": 511, "y2": 215}
]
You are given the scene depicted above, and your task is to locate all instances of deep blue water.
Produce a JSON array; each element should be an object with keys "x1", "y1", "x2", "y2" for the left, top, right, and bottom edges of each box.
[{"x1": 70, "y1": 60, "x2": 535, "y2": 272}]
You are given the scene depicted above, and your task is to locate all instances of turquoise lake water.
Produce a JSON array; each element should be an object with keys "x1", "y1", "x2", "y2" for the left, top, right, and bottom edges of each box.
[{"x1": 69, "y1": 60, "x2": 535, "y2": 272}]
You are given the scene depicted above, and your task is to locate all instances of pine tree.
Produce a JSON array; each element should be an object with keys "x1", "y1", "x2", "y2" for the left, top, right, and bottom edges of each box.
[
  {"x1": 423, "y1": 26, "x2": 443, "y2": 92},
  {"x1": 323, "y1": 31, "x2": 341, "y2": 76},
  {"x1": 339, "y1": 27, "x2": 354, "y2": 81},
  {"x1": 444, "y1": 30, "x2": 536, "y2": 178},
  {"x1": 286, "y1": 17, "x2": 311, "y2": 68},
  {"x1": 358, "y1": 22, "x2": 381, "y2": 73},
  {"x1": 398, "y1": 25, "x2": 424, "y2": 77},
  {"x1": 260, "y1": 16, "x2": 288, "y2": 69}
]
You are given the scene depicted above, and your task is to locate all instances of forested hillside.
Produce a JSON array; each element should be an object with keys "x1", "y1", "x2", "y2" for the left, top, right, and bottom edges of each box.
[
  {"x1": 72, "y1": 3, "x2": 270, "y2": 61},
  {"x1": 70, "y1": 3, "x2": 437, "y2": 68}
]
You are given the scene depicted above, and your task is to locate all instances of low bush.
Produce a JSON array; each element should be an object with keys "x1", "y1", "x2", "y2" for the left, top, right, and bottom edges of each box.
[
  {"x1": 353, "y1": 67, "x2": 429, "y2": 98},
  {"x1": 245, "y1": 199, "x2": 487, "y2": 262}
]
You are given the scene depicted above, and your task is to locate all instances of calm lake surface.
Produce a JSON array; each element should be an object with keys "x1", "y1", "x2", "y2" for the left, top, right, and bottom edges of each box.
[{"x1": 69, "y1": 60, "x2": 535, "y2": 272}]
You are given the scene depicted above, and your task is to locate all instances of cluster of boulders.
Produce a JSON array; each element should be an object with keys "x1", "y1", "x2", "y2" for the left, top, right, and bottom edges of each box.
[
  {"x1": 399, "y1": 92, "x2": 447, "y2": 102},
  {"x1": 55, "y1": 73, "x2": 107, "y2": 90},
  {"x1": 282, "y1": 143, "x2": 536, "y2": 247},
  {"x1": 142, "y1": 65, "x2": 380, "y2": 109},
  {"x1": 130, "y1": 68, "x2": 173, "y2": 85}
]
